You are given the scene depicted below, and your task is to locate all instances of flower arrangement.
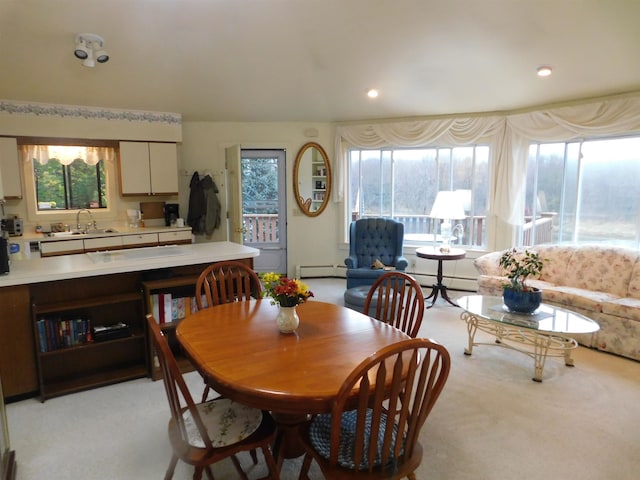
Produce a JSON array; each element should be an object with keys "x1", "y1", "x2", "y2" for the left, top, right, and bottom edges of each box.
[
  {"x1": 260, "y1": 272, "x2": 314, "y2": 307},
  {"x1": 499, "y1": 248, "x2": 544, "y2": 292}
]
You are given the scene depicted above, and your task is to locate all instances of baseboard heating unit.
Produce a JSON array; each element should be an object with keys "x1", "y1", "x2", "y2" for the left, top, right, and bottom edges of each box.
[{"x1": 295, "y1": 265, "x2": 336, "y2": 278}]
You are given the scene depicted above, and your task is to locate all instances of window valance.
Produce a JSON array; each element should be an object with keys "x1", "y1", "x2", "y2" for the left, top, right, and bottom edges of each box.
[
  {"x1": 20, "y1": 145, "x2": 115, "y2": 166},
  {"x1": 335, "y1": 93, "x2": 640, "y2": 225}
]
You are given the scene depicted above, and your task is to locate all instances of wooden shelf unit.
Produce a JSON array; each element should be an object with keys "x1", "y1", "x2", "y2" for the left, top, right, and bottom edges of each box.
[
  {"x1": 311, "y1": 160, "x2": 328, "y2": 207},
  {"x1": 30, "y1": 274, "x2": 147, "y2": 402},
  {"x1": 142, "y1": 275, "x2": 200, "y2": 380}
]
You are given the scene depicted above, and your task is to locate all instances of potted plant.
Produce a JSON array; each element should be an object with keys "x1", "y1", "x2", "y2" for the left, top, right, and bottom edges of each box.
[{"x1": 499, "y1": 248, "x2": 544, "y2": 313}]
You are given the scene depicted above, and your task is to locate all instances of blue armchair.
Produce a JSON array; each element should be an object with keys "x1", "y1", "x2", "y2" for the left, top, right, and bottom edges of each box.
[{"x1": 344, "y1": 218, "x2": 408, "y2": 289}]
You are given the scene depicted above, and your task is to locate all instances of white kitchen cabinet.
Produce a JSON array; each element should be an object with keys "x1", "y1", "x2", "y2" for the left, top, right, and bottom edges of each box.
[
  {"x1": 158, "y1": 230, "x2": 192, "y2": 245},
  {"x1": 118, "y1": 141, "x2": 178, "y2": 196},
  {"x1": 40, "y1": 239, "x2": 85, "y2": 257},
  {"x1": 121, "y1": 232, "x2": 158, "y2": 247},
  {"x1": 83, "y1": 236, "x2": 123, "y2": 252},
  {"x1": 0, "y1": 137, "x2": 23, "y2": 199}
]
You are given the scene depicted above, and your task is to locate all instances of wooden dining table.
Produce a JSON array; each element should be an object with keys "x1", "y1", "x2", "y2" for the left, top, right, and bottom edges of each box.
[{"x1": 176, "y1": 299, "x2": 411, "y2": 460}]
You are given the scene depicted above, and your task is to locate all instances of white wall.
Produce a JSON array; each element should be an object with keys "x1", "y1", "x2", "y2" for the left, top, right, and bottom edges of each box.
[{"x1": 180, "y1": 121, "x2": 342, "y2": 277}]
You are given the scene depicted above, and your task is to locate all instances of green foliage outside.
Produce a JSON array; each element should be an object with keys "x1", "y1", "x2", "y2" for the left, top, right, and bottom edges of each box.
[
  {"x1": 241, "y1": 157, "x2": 278, "y2": 214},
  {"x1": 34, "y1": 158, "x2": 107, "y2": 210}
]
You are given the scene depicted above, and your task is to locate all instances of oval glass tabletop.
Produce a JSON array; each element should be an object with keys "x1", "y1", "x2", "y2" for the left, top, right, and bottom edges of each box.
[{"x1": 457, "y1": 295, "x2": 600, "y2": 334}]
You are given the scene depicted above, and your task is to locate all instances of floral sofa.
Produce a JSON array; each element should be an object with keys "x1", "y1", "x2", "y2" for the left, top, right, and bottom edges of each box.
[{"x1": 474, "y1": 245, "x2": 640, "y2": 362}]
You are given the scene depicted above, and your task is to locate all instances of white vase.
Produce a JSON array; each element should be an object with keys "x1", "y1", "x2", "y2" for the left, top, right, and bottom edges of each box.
[{"x1": 276, "y1": 305, "x2": 299, "y2": 333}]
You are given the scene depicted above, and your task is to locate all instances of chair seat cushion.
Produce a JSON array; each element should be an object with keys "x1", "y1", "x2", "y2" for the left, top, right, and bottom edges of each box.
[
  {"x1": 183, "y1": 398, "x2": 263, "y2": 448},
  {"x1": 309, "y1": 409, "x2": 404, "y2": 470}
]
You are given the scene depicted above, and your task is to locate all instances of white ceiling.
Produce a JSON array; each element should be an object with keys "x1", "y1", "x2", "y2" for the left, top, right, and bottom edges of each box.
[{"x1": 2, "y1": 0, "x2": 640, "y2": 123}]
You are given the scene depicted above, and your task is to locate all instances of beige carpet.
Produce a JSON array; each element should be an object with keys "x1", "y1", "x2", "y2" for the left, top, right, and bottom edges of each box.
[{"x1": 6, "y1": 278, "x2": 640, "y2": 479}]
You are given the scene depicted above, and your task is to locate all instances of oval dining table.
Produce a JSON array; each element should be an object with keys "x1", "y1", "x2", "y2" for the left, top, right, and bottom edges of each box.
[{"x1": 176, "y1": 299, "x2": 411, "y2": 461}]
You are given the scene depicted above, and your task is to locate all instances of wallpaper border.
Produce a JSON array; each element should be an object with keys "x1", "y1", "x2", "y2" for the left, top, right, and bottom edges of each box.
[{"x1": 0, "y1": 100, "x2": 181, "y2": 125}]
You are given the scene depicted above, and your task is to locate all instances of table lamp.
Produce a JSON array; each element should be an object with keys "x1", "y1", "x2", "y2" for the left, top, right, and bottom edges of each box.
[{"x1": 430, "y1": 191, "x2": 466, "y2": 251}]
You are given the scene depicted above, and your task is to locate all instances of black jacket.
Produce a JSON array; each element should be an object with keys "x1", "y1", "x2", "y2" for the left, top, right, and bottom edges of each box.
[{"x1": 187, "y1": 171, "x2": 206, "y2": 233}]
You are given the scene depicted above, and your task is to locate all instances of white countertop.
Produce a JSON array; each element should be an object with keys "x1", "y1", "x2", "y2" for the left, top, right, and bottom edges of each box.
[
  {"x1": 0, "y1": 241, "x2": 259, "y2": 287},
  {"x1": 22, "y1": 225, "x2": 193, "y2": 243}
]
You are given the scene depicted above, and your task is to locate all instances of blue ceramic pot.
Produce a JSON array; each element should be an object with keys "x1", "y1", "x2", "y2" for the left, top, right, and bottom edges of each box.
[{"x1": 503, "y1": 287, "x2": 542, "y2": 314}]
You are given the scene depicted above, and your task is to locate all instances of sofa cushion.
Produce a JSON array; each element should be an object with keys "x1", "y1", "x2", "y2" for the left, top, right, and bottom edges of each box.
[
  {"x1": 601, "y1": 297, "x2": 640, "y2": 322},
  {"x1": 533, "y1": 245, "x2": 576, "y2": 285},
  {"x1": 563, "y1": 246, "x2": 639, "y2": 296},
  {"x1": 473, "y1": 251, "x2": 503, "y2": 276},
  {"x1": 538, "y1": 284, "x2": 617, "y2": 314}
]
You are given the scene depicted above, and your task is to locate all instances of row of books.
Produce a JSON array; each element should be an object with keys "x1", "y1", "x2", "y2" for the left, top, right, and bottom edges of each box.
[
  {"x1": 149, "y1": 293, "x2": 208, "y2": 324},
  {"x1": 36, "y1": 317, "x2": 91, "y2": 352}
]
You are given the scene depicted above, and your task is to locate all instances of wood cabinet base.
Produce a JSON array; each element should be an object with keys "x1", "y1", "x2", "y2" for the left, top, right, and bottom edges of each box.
[{"x1": 2, "y1": 257, "x2": 254, "y2": 401}]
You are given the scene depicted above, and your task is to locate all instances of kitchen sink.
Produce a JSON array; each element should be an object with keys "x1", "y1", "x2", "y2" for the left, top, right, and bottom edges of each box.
[{"x1": 48, "y1": 228, "x2": 118, "y2": 237}]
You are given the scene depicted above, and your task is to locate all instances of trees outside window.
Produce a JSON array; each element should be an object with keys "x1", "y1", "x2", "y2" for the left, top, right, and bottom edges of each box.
[
  {"x1": 23, "y1": 144, "x2": 113, "y2": 212},
  {"x1": 525, "y1": 136, "x2": 640, "y2": 248},
  {"x1": 34, "y1": 158, "x2": 107, "y2": 210},
  {"x1": 348, "y1": 146, "x2": 489, "y2": 247}
]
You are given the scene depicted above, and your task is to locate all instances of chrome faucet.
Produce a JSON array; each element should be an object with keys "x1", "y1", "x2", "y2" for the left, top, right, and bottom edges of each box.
[{"x1": 76, "y1": 208, "x2": 96, "y2": 231}]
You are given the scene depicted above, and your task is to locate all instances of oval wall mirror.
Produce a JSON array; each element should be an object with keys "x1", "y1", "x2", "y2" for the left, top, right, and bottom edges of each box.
[{"x1": 293, "y1": 142, "x2": 332, "y2": 217}]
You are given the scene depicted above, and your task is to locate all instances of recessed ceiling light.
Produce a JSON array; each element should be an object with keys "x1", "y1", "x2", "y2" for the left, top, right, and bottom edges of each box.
[
  {"x1": 537, "y1": 66, "x2": 552, "y2": 77},
  {"x1": 367, "y1": 88, "x2": 379, "y2": 99}
]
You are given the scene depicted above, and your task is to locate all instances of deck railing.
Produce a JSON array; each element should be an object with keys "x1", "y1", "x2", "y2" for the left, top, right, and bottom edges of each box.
[
  {"x1": 243, "y1": 214, "x2": 279, "y2": 243},
  {"x1": 243, "y1": 213, "x2": 553, "y2": 247},
  {"x1": 522, "y1": 214, "x2": 555, "y2": 246}
]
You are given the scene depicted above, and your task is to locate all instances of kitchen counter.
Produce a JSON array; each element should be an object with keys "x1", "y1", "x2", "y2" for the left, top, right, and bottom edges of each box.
[
  {"x1": 0, "y1": 241, "x2": 259, "y2": 288},
  {"x1": 0, "y1": 240, "x2": 259, "y2": 400},
  {"x1": 22, "y1": 225, "x2": 193, "y2": 242}
]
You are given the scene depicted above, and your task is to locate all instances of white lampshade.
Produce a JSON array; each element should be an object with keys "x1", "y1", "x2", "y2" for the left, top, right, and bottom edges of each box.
[
  {"x1": 430, "y1": 191, "x2": 466, "y2": 220},
  {"x1": 455, "y1": 189, "x2": 472, "y2": 212}
]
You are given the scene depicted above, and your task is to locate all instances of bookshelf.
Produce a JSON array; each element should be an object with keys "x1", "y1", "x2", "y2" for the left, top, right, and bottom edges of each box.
[
  {"x1": 311, "y1": 159, "x2": 328, "y2": 210},
  {"x1": 142, "y1": 275, "x2": 200, "y2": 380},
  {"x1": 31, "y1": 290, "x2": 147, "y2": 402}
]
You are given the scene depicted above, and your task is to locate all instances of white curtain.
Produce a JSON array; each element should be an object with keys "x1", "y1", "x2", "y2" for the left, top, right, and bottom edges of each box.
[
  {"x1": 335, "y1": 93, "x2": 640, "y2": 226},
  {"x1": 334, "y1": 116, "x2": 506, "y2": 227},
  {"x1": 20, "y1": 145, "x2": 115, "y2": 166}
]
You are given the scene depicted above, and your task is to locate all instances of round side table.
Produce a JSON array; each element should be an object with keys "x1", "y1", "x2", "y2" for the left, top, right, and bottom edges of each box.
[{"x1": 416, "y1": 246, "x2": 466, "y2": 308}]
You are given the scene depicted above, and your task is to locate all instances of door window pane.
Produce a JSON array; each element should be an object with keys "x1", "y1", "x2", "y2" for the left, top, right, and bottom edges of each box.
[{"x1": 241, "y1": 152, "x2": 281, "y2": 243}]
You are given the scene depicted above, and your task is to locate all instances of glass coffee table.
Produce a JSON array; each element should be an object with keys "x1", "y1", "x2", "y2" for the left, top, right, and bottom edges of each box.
[{"x1": 457, "y1": 295, "x2": 600, "y2": 382}]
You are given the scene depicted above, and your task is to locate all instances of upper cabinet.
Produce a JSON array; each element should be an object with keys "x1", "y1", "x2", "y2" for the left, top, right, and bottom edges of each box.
[
  {"x1": 0, "y1": 137, "x2": 23, "y2": 199},
  {"x1": 118, "y1": 141, "x2": 178, "y2": 196}
]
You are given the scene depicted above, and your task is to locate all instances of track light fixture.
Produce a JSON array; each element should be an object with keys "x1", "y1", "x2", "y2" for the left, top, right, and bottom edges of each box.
[{"x1": 74, "y1": 33, "x2": 109, "y2": 67}]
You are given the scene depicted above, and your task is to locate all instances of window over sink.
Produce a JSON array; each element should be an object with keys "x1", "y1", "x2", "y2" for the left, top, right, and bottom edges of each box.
[{"x1": 21, "y1": 144, "x2": 114, "y2": 211}]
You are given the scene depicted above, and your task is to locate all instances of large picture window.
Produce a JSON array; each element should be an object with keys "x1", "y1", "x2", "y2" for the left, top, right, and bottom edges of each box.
[
  {"x1": 348, "y1": 146, "x2": 490, "y2": 247},
  {"x1": 525, "y1": 136, "x2": 640, "y2": 248}
]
